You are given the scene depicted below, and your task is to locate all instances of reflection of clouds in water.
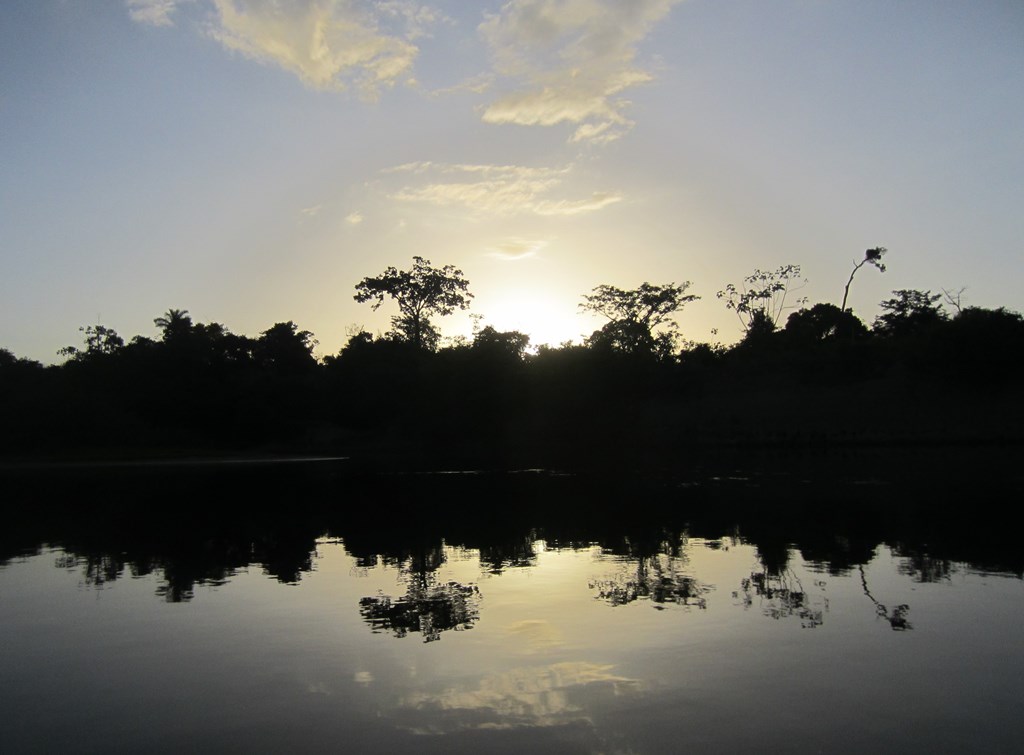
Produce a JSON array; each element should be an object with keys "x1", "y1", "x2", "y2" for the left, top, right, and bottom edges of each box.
[
  {"x1": 505, "y1": 619, "x2": 564, "y2": 653},
  {"x1": 399, "y1": 662, "x2": 641, "y2": 734}
]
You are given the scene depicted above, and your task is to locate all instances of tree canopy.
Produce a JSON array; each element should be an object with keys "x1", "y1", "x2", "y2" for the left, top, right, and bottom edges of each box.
[
  {"x1": 354, "y1": 257, "x2": 473, "y2": 351},
  {"x1": 580, "y1": 282, "x2": 698, "y2": 357}
]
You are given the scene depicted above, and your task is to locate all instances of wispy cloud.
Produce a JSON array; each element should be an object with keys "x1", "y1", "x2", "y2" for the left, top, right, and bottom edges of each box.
[
  {"x1": 125, "y1": 0, "x2": 185, "y2": 27},
  {"x1": 534, "y1": 192, "x2": 622, "y2": 215},
  {"x1": 385, "y1": 161, "x2": 621, "y2": 217},
  {"x1": 485, "y1": 237, "x2": 549, "y2": 261},
  {"x1": 128, "y1": 1, "x2": 442, "y2": 99},
  {"x1": 208, "y1": 0, "x2": 432, "y2": 98},
  {"x1": 430, "y1": 72, "x2": 496, "y2": 97},
  {"x1": 479, "y1": 0, "x2": 681, "y2": 143}
]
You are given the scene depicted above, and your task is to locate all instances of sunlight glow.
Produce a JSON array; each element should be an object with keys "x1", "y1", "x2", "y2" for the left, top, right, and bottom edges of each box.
[{"x1": 472, "y1": 291, "x2": 595, "y2": 349}]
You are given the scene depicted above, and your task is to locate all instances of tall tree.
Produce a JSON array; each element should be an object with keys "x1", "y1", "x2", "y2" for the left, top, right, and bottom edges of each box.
[
  {"x1": 354, "y1": 257, "x2": 473, "y2": 350},
  {"x1": 580, "y1": 282, "x2": 698, "y2": 357},
  {"x1": 841, "y1": 247, "x2": 887, "y2": 312}
]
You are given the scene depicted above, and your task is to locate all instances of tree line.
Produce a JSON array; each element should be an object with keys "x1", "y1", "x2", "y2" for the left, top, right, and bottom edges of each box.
[{"x1": 2, "y1": 251, "x2": 1022, "y2": 458}]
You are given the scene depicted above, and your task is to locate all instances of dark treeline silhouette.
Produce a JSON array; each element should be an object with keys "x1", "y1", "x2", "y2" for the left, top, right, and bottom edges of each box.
[{"x1": 2, "y1": 255, "x2": 1023, "y2": 462}]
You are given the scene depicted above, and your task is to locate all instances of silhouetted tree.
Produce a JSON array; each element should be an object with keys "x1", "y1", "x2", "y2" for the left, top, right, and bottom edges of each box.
[
  {"x1": 942, "y1": 287, "x2": 967, "y2": 315},
  {"x1": 784, "y1": 303, "x2": 869, "y2": 343},
  {"x1": 255, "y1": 321, "x2": 318, "y2": 373},
  {"x1": 738, "y1": 309, "x2": 779, "y2": 346},
  {"x1": 841, "y1": 247, "x2": 887, "y2": 312},
  {"x1": 354, "y1": 257, "x2": 473, "y2": 350},
  {"x1": 0, "y1": 348, "x2": 43, "y2": 372},
  {"x1": 58, "y1": 324, "x2": 124, "y2": 361},
  {"x1": 718, "y1": 264, "x2": 807, "y2": 333},
  {"x1": 580, "y1": 281, "x2": 698, "y2": 358},
  {"x1": 941, "y1": 306, "x2": 1024, "y2": 382},
  {"x1": 154, "y1": 309, "x2": 193, "y2": 342},
  {"x1": 472, "y1": 326, "x2": 530, "y2": 361},
  {"x1": 873, "y1": 289, "x2": 946, "y2": 337}
]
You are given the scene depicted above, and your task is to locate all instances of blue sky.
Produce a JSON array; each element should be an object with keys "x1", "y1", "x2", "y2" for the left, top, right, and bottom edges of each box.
[{"x1": 2, "y1": 0, "x2": 1022, "y2": 361}]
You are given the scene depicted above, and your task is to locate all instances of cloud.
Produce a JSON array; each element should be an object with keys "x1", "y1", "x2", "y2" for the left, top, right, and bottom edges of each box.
[
  {"x1": 375, "y1": 1, "x2": 449, "y2": 41},
  {"x1": 430, "y1": 72, "x2": 496, "y2": 97},
  {"x1": 209, "y1": 0, "x2": 433, "y2": 98},
  {"x1": 385, "y1": 161, "x2": 621, "y2": 217},
  {"x1": 128, "y1": 1, "x2": 440, "y2": 98},
  {"x1": 485, "y1": 237, "x2": 549, "y2": 261},
  {"x1": 534, "y1": 191, "x2": 622, "y2": 216},
  {"x1": 126, "y1": 0, "x2": 184, "y2": 27},
  {"x1": 479, "y1": 0, "x2": 681, "y2": 143}
]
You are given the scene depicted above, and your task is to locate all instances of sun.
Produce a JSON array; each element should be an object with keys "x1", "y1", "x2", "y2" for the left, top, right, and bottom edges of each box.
[{"x1": 457, "y1": 289, "x2": 598, "y2": 350}]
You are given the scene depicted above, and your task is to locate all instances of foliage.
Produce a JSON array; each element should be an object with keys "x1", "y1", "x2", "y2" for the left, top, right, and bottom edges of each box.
[
  {"x1": 717, "y1": 265, "x2": 807, "y2": 333},
  {"x1": 472, "y1": 326, "x2": 530, "y2": 361},
  {"x1": 941, "y1": 306, "x2": 1024, "y2": 382},
  {"x1": 389, "y1": 314, "x2": 441, "y2": 351},
  {"x1": 873, "y1": 289, "x2": 946, "y2": 336},
  {"x1": 154, "y1": 309, "x2": 193, "y2": 342},
  {"x1": 255, "y1": 322, "x2": 318, "y2": 373},
  {"x1": 784, "y1": 303, "x2": 869, "y2": 343},
  {"x1": 354, "y1": 257, "x2": 473, "y2": 350},
  {"x1": 58, "y1": 324, "x2": 125, "y2": 360},
  {"x1": 580, "y1": 281, "x2": 698, "y2": 357}
]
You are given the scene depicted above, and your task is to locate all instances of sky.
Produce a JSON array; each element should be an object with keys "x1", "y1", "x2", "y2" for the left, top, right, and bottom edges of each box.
[{"x1": 1, "y1": 0, "x2": 1022, "y2": 362}]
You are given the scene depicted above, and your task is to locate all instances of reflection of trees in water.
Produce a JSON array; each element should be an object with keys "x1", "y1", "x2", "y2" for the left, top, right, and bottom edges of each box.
[
  {"x1": 50, "y1": 527, "x2": 317, "y2": 603},
  {"x1": 478, "y1": 533, "x2": 540, "y2": 575},
  {"x1": 895, "y1": 550, "x2": 954, "y2": 584},
  {"x1": 55, "y1": 549, "x2": 244, "y2": 603},
  {"x1": 589, "y1": 534, "x2": 711, "y2": 609},
  {"x1": 360, "y1": 581, "x2": 480, "y2": 642},
  {"x1": 859, "y1": 565, "x2": 912, "y2": 631},
  {"x1": 359, "y1": 545, "x2": 481, "y2": 642},
  {"x1": 55, "y1": 551, "x2": 125, "y2": 588},
  {"x1": 735, "y1": 565, "x2": 828, "y2": 629}
]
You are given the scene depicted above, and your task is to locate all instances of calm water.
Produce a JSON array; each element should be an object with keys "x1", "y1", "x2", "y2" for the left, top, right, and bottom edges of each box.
[{"x1": 2, "y1": 455, "x2": 1023, "y2": 753}]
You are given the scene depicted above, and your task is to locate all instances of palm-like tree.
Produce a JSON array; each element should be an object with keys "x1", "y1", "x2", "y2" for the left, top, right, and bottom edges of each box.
[{"x1": 154, "y1": 309, "x2": 192, "y2": 342}]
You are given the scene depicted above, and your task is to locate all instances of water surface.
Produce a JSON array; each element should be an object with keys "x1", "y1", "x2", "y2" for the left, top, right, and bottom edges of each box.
[{"x1": 2, "y1": 455, "x2": 1022, "y2": 753}]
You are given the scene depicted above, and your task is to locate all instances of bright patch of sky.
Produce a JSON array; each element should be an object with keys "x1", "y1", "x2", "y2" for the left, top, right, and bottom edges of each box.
[{"x1": 1, "y1": 0, "x2": 1022, "y2": 361}]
